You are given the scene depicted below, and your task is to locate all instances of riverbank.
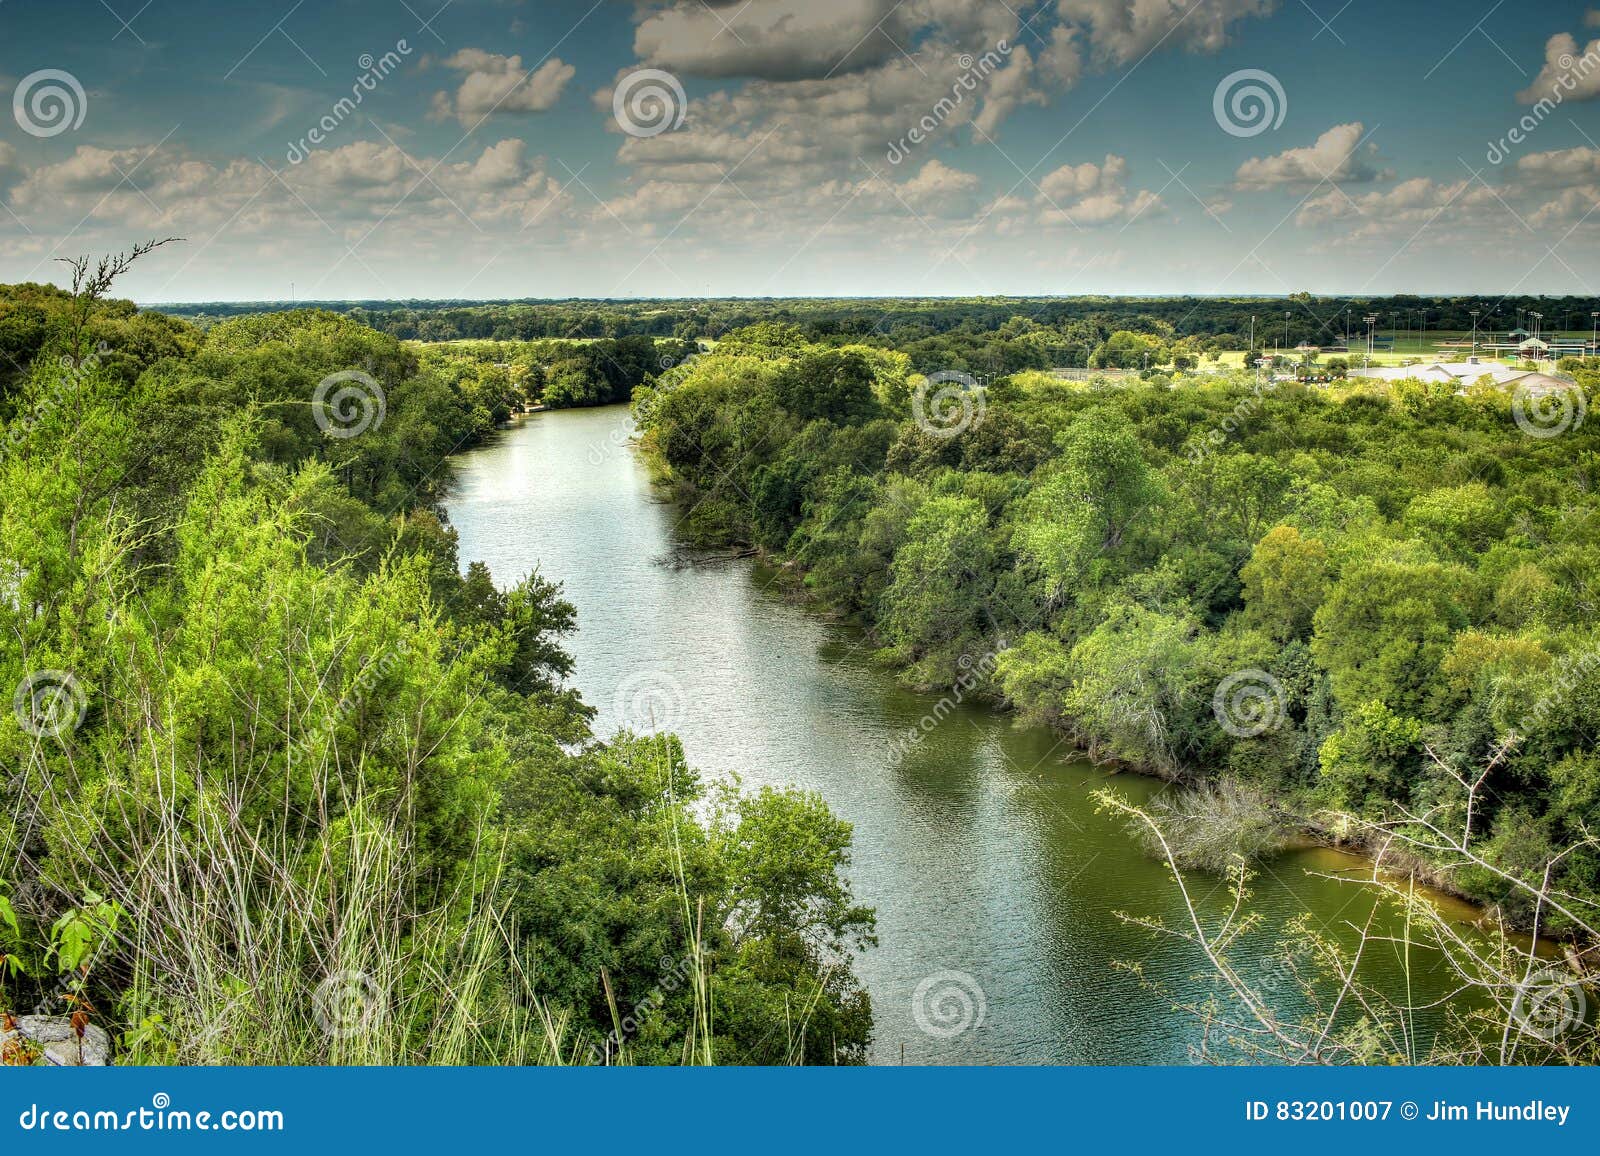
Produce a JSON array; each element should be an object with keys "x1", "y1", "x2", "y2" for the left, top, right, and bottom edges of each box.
[
  {"x1": 628, "y1": 420, "x2": 1568, "y2": 943},
  {"x1": 446, "y1": 404, "x2": 1516, "y2": 1061}
]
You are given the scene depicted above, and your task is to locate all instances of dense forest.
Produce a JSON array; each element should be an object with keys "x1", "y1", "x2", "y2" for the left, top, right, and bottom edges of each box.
[
  {"x1": 0, "y1": 265, "x2": 873, "y2": 1065},
  {"x1": 4, "y1": 269, "x2": 1596, "y2": 1065},
  {"x1": 155, "y1": 294, "x2": 1600, "y2": 376},
  {"x1": 633, "y1": 323, "x2": 1600, "y2": 947}
]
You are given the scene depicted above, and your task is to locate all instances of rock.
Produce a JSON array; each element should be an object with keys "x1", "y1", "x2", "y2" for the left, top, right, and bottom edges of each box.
[{"x1": 1, "y1": 1015, "x2": 112, "y2": 1066}]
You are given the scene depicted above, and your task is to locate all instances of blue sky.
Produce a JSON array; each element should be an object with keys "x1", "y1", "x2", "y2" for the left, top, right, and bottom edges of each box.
[{"x1": 3, "y1": 0, "x2": 1600, "y2": 301}]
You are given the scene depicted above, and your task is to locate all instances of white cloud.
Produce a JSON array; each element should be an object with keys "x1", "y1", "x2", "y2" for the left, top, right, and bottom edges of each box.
[
  {"x1": 1234, "y1": 122, "x2": 1377, "y2": 189},
  {"x1": 1517, "y1": 32, "x2": 1600, "y2": 104},
  {"x1": 635, "y1": 0, "x2": 907, "y2": 81},
  {"x1": 430, "y1": 49, "x2": 575, "y2": 126},
  {"x1": 1518, "y1": 146, "x2": 1600, "y2": 185},
  {"x1": 1021, "y1": 154, "x2": 1161, "y2": 228},
  {"x1": 1054, "y1": 0, "x2": 1277, "y2": 66}
]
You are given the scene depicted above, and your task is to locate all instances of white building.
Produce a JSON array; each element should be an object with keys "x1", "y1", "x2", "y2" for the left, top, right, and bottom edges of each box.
[{"x1": 1348, "y1": 359, "x2": 1576, "y2": 394}]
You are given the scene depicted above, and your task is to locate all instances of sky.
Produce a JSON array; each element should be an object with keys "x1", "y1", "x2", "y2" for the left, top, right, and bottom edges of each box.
[{"x1": 2, "y1": 0, "x2": 1600, "y2": 302}]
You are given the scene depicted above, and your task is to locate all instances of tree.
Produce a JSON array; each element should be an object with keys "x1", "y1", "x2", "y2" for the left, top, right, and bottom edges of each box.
[
  {"x1": 1012, "y1": 407, "x2": 1159, "y2": 597},
  {"x1": 774, "y1": 350, "x2": 880, "y2": 424},
  {"x1": 1241, "y1": 525, "x2": 1330, "y2": 641},
  {"x1": 1311, "y1": 560, "x2": 1470, "y2": 716}
]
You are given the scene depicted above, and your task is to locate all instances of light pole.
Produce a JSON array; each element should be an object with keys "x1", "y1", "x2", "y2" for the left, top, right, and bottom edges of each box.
[
  {"x1": 1283, "y1": 310, "x2": 1290, "y2": 353},
  {"x1": 1592, "y1": 311, "x2": 1598, "y2": 359},
  {"x1": 1470, "y1": 309, "x2": 1480, "y2": 358},
  {"x1": 1364, "y1": 314, "x2": 1378, "y2": 368}
]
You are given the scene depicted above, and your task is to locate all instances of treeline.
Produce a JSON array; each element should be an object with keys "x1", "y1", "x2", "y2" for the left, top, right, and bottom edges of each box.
[
  {"x1": 420, "y1": 335, "x2": 696, "y2": 411},
  {"x1": 636, "y1": 325, "x2": 1600, "y2": 935},
  {"x1": 152, "y1": 292, "x2": 1600, "y2": 366},
  {"x1": 0, "y1": 276, "x2": 872, "y2": 1064}
]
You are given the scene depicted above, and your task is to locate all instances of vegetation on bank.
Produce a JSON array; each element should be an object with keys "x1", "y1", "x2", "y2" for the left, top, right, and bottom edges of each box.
[
  {"x1": 633, "y1": 323, "x2": 1600, "y2": 942},
  {"x1": 0, "y1": 263, "x2": 873, "y2": 1065}
]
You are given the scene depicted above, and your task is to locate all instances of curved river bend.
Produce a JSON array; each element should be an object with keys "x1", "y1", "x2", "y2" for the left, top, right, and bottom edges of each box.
[{"x1": 446, "y1": 404, "x2": 1476, "y2": 1064}]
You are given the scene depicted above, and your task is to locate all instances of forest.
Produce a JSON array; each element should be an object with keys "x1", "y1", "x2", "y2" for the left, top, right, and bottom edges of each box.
[
  {"x1": 0, "y1": 265, "x2": 873, "y2": 1065},
  {"x1": 155, "y1": 293, "x2": 1600, "y2": 375},
  {"x1": 4, "y1": 268, "x2": 1597, "y2": 1066},
  {"x1": 633, "y1": 321, "x2": 1600, "y2": 945}
]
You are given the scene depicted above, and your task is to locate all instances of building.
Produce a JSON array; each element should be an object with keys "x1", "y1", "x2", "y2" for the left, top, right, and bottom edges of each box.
[{"x1": 1348, "y1": 358, "x2": 1577, "y2": 394}]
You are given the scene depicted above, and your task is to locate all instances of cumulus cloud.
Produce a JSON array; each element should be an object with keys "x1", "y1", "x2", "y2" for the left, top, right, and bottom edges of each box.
[
  {"x1": 1234, "y1": 122, "x2": 1377, "y2": 189},
  {"x1": 7, "y1": 138, "x2": 572, "y2": 242},
  {"x1": 1518, "y1": 146, "x2": 1600, "y2": 185},
  {"x1": 634, "y1": 0, "x2": 908, "y2": 81},
  {"x1": 1054, "y1": 0, "x2": 1277, "y2": 66},
  {"x1": 1517, "y1": 31, "x2": 1600, "y2": 104},
  {"x1": 895, "y1": 157, "x2": 983, "y2": 215},
  {"x1": 1025, "y1": 154, "x2": 1161, "y2": 227},
  {"x1": 430, "y1": 49, "x2": 575, "y2": 126}
]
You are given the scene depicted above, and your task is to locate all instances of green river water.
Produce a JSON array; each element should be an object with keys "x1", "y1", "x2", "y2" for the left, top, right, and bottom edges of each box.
[{"x1": 444, "y1": 403, "x2": 1483, "y2": 1064}]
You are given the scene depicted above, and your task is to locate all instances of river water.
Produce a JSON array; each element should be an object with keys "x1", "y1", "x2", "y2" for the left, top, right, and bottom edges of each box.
[{"x1": 445, "y1": 404, "x2": 1479, "y2": 1065}]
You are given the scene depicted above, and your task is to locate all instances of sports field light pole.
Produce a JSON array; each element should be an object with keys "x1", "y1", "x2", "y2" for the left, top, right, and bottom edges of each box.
[
  {"x1": 1364, "y1": 314, "x2": 1377, "y2": 368},
  {"x1": 1591, "y1": 311, "x2": 1597, "y2": 358},
  {"x1": 1470, "y1": 309, "x2": 1480, "y2": 357}
]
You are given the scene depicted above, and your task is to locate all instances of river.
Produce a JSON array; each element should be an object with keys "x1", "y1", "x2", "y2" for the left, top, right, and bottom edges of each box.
[{"x1": 444, "y1": 403, "x2": 1480, "y2": 1065}]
